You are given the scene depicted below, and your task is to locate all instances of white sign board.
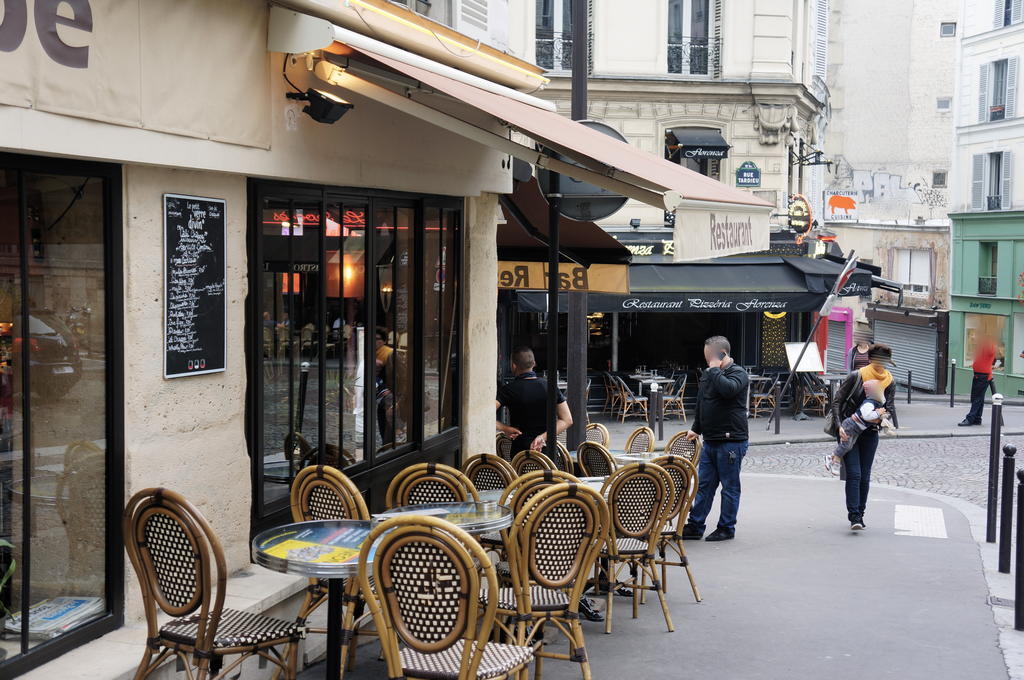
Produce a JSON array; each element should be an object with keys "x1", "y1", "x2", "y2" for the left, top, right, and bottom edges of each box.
[
  {"x1": 824, "y1": 191, "x2": 858, "y2": 222},
  {"x1": 672, "y1": 204, "x2": 772, "y2": 261},
  {"x1": 785, "y1": 341, "x2": 825, "y2": 373}
]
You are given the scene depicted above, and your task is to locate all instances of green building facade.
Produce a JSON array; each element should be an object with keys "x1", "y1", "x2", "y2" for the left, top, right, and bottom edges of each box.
[{"x1": 949, "y1": 211, "x2": 1024, "y2": 397}]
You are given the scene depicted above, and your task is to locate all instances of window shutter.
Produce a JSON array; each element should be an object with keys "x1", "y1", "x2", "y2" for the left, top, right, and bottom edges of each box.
[
  {"x1": 971, "y1": 154, "x2": 987, "y2": 210},
  {"x1": 814, "y1": 0, "x2": 829, "y2": 79},
  {"x1": 997, "y1": 0, "x2": 1006, "y2": 28},
  {"x1": 1014, "y1": 0, "x2": 1022, "y2": 24},
  {"x1": 979, "y1": 63, "x2": 991, "y2": 123},
  {"x1": 1008, "y1": 56, "x2": 1019, "y2": 118},
  {"x1": 1002, "y1": 150, "x2": 1013, "y2": 209},
  {"x1": 460, "y1": 0, "x2": 489, "y2": 32}
]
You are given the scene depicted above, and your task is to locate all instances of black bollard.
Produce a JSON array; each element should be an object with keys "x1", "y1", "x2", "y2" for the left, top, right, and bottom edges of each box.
[
  {"x1": 1017, "y1": 468, "x2": 1024, "y2": 631},
  {"x1": 1000, "y1": 444, "x2": 1017, "y2": 573},
  {"x1": 987, "y1": 394, "x2": 1005, "y2": 543},
  {"x1": 907, "y1": 370, "x2": 913, "y2": 404},
  {"x1": 949, "y1": 359, "x2": 956, "y2": 408}
]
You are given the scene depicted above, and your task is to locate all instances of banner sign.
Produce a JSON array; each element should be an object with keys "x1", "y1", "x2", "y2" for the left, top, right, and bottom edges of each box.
[
  {"x1": 672, "y1": 204, "x2": 771, "y2": 261},
  {"x1": 516, "y1": 291, "x2": 829, "y2": 314},
  {"x1": 497, "y1": 261, "x2": 629, "y2": 294}
]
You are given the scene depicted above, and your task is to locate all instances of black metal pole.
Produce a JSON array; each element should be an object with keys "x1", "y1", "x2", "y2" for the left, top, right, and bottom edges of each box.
[
  {"x1": 907, "y1": 370, "x2": 913, "y2": 404},
  {"x1": 546, "y1": 173, "x2": 562, "y2": 456},
  {"x1": 657, "y1": 387, "x2": 664, "y2": 441},
  {"x1": 1016, "y1": 468, "x2": 1024, "y2": 631},
  {"x1": 571, "y1": 0, "x2": 588, "y2": 121},
  {"x1": 1000, "y1": 444, "x2": 1017, "y2": 573},
  {"x1": 767, "y1": 310, "x2": 827, "y2": 431},
  {"x1": 298, "y1": 361, "x2": 310, "y2": 432},
  {"x1": 325, "y1": 578, "x2": 344, "y2": 679},
  {"x1": 987, "y1": 394, "x2": 1005, "y2": 543},
  {"x1": 773, "y1": 383, "x2": 781, "y2": 435},
  {"x1": 949, "y1": 358, "x2": 956, "y2": 408}
]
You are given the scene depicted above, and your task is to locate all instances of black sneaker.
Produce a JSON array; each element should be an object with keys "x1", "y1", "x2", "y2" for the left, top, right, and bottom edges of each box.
[
  {"x1": 578, "y1": 597, "x2": 604, "y2": 622},
  {"x1": 681, "y1": 524, "x2": 705, "y2": 540},
  {"x1": 705, "y1": 527, "x2": 735, "y2": 542},
  {"x1": 958, "y1": 419, "x2": 980, "y2": 427},
  {"x1": 850, "y1": 515, "x2": 864, "y2": 531}
]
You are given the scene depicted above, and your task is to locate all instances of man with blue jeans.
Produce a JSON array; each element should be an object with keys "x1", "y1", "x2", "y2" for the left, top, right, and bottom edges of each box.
[{"x1": 681, "y1": 336, "x2": 750, "y2": 542}]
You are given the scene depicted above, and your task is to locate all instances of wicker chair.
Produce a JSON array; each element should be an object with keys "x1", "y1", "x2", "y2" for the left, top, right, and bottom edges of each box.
[
  {"x1": 485, "y1": 483, "x2": 610, "y2": 680},
  {"x1": 577, "y1": 441, "x2": 616, "y2": 477},
  {"x1": 288, "y1": 465, "x2": 371, "y2": 675},
  {"x1": 661, "y1": 374, "x2": 688, "y2": 421},
  {"x1": 601, "y1": 372, "x2": 621, "y2": 415},
  {"x1": 495, "y1": 432, "x2": 516, "y2": 462},
  {"x1": 625, "y1": 426, "x2": 655, "y2": 453},
  {"x1": 462, "y1": 454, "x2": 517, "y2": 492},
  {"x1": 357, "y1": 515, "x2": 535, "y2": 680},
  {"x1": 651, "y1": 455, "x2": 701, "y2": 602},
  {"x1": 123, "y1": 488, "x2": 304, "y2": 680},
  {"x1": 584, "y1": 422, "x2": 610, "y2": 446},
  {"x1": 750, "y1": 375, "x2": 779, "y2": 418},
  {"x1": 385, "y1": 462, "x2": 479, "y2": 509},
  {"x1": 801, "y1": 374, "x2": 830, "y2": 417},
  {"x1": 546, "y1": 442, "x2": 574, "y2": 473},
  {"x1": 614, "y1": 376, "x2": 648, "y2": 422},
  {"x1": 511, "y1": 449, "x2": 557, "y2": 475},
  {"x1": 663, "y1": 431, "x2": 702, "y2": 467},
  {"x1": 598, "y1": 464, "x2": 675, "y2": 634}
]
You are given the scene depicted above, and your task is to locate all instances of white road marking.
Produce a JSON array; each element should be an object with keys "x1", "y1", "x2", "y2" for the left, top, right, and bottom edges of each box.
[{"x1": 894, "y1": 505, "x2": 948, "y2": 539}]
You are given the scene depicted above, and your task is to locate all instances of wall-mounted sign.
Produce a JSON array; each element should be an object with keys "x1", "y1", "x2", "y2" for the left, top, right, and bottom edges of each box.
[
  {"x1": 617, "y1": 240, "x2": 676, "y2": 258},
  {"x1": 824, "y1": 191, "x2": 858, "y2": 221},
  {"x1": 164, "y1": 194, "x2": 227, "y2": 379},
  {"x1": 735, "y1": 161, "x2": 761, "y2": 187},
  {"x1": 788, "y1": 194, "x2": 812, "y2": 233},
  {"x1": 497, "y1": 261, "x2": 629, "y2": 294}
]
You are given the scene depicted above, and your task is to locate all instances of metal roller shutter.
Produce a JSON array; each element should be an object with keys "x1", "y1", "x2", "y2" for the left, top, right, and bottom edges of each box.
[
  {"x1": 873, "y1": 320, "x2": 939, "y2": 391},
  {"x1": 827, "y1": 319, "x2": 847, "y2": 373}
]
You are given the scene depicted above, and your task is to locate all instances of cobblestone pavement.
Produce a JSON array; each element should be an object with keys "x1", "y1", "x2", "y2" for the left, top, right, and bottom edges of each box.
[{"x1": 743, "y1": 435, "x2": 1007, "y2": 508}]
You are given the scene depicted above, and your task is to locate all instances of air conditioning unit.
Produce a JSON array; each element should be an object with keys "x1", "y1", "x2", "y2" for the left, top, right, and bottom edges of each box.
[{"x1": 454, "y1": 0, "x2": 509, "y2": 52}]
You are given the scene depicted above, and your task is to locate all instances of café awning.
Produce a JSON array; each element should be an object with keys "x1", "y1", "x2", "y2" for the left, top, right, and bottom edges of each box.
[
  {"x1": 516, "y1": 257, "x2": 891, "y2": 313},
  {"x1": 666, "y1": 128, "x2": 731, "y2": 160}
]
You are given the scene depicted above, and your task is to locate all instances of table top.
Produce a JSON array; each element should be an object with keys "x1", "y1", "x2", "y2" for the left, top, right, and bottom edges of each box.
[
  {"x1": 629, "y1": 375, "x2": 674, "y2": 383},
  {"x1": 375, "y1": 501, "x2": 513, "y2": 535},
  {"x1": 252, "y1": 519, "x2": 373, "y2": 579},
  {"x1": 477, "y1": 478, "x2": 608, "y2": 506},
  {"x1": 614, "y1": 451, "x2": 659, "y2": 464}
]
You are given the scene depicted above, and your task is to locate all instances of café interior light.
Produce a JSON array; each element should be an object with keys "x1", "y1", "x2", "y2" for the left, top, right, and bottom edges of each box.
[{"x1": 285, "y1": 88, "x2": 354, "y2": 124}]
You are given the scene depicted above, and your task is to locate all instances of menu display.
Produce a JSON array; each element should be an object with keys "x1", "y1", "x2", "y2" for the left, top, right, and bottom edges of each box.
[{"x1": 164, "y1": 194, "x2": 226, "y2": 378}]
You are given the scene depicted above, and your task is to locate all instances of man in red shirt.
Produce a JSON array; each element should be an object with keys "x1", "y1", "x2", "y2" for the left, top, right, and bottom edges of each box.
[{"x1": 959, "y1": 336, "x2": 997, "y2": 426}]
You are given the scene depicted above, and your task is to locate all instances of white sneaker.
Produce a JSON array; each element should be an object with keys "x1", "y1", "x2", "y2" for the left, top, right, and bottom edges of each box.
[{"x1": 824, "y1": 454, "x2": 837, "y2": 476}]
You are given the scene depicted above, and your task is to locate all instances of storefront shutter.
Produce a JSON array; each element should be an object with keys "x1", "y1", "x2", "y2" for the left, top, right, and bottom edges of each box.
[
  {"x1": 827, "y1": 319, "x2": 847, "y2": 373},
  {"x1": 1002, "y1": 150, "x2": 1014, "y2": 209},
  {"x1": 971, "y1": 154, "x2": 986, "y2": 210},
  {"x1": 874, "y1": 320, "x2": 939, "y2": 391},
  {"x1": 979, "y1": 63, "x2": 990, "y2": 123},
  {"x1": 1007, "y1": 56, "x2": 1019, "y2": 118}
]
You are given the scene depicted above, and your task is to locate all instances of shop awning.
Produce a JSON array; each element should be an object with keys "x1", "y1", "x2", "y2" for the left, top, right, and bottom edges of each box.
[
  {"x1": 667, "y1": 128, "x2": 731, "y2": 160},
  {"x1": 515, "y1": 257, "x2": 885, "y2": 313}
]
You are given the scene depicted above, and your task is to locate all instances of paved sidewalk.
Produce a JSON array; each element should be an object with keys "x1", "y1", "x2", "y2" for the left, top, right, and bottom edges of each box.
[{"x1": 301, "y1": 475, "x2": 1007, "y2": 680}]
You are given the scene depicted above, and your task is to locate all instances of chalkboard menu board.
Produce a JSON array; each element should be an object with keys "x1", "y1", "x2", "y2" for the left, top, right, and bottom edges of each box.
[{"x1": 164, "y1": 194, "x2": 226, "y2": 378}]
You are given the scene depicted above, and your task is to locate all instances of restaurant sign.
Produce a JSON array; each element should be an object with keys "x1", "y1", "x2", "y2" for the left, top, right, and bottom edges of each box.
[
  {"x1": 671, "y1": 204, "x2": 771, "y2": 261},
  {"x1": 735, "y1": 161, "x2": 761, "y2": 188},
  {"x1": 497, "y1": 261, "x2": 629, "y2": 294}
]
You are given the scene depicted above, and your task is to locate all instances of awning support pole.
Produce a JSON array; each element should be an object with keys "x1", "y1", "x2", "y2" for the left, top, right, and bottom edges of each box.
[
  {"x1": 612, "y1": 312, "x2": 619, "y2": 372},
  {"x1": 546, "y1": 173, "x2": 562, "y2": 457}
]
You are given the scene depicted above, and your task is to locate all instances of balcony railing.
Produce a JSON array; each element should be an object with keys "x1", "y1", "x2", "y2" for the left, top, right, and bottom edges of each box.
[
  {"x1": 979, "y1": 276, "x2": 998, "y2": 295},
  {"x1": 988, "y1": 195, "x2": 1004, "y2": 210},
  {"x1": 536, "y1": 31, "x2": 573, "y2": 72},
  {"x1": 668, "y1": 36, "x2": 721, "y2": 77}
]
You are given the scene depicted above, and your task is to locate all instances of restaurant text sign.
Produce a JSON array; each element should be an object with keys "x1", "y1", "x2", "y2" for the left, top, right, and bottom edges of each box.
[{"x1": 497, "y1": 262, "x2": 629, "y2": 294}]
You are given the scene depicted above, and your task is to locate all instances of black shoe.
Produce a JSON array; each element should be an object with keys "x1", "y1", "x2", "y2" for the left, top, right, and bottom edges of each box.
[
  {"x1": 681, "y1": 524, "x2": 704, "y2": 540},
  {"x1": 705, "y1": 527, "x2": 735, "y2": 542},
  {"x1": 578, "y1": 597, "x2": 604, "y2": 622},
  {"x1": 958, "y1": 419, "x2": 980, "y2": 426},
  {"x1": 850, "y1": 514, "x2": 864, "y2": 531}
]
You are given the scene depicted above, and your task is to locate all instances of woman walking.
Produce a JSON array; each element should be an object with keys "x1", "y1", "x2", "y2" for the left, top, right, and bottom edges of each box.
[
  {"x1": 847, "y1": 327, "x2": 873, "y2": 371},
  {"x1": 830, "y1": 344, "x2": 897, "y2": 530}
]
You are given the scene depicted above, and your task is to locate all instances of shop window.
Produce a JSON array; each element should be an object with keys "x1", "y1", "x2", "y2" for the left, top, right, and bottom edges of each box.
[
  {"x1": 979, "y1": 241, "x2": 999, "y2": 295},
  {"x1": 0, "y1": 158, "x2": 120, "y2": 674},
  {"x1": 1014, "y1": 314, "x2": 1024, "y2": 376},
  {"x1": 895, "y1": 249, "x2": 930, "y2": 297},
  {"x1": 964, "y1": 313, "x2": 1006, "y2": 366}
]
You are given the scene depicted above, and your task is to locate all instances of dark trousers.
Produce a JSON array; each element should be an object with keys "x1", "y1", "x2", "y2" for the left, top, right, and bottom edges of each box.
[
  {"x1": 688, "y1": 440, "x2": 748, "y2": 531},
  {"x1": 843, "y1": 429, "x2": 879, "y2": 518},
  {"x1": 965, "y1": 372, "x2": 992, "y2": 425}
]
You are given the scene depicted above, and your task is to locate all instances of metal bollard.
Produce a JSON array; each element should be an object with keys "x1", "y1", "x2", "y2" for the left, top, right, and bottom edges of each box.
[
  {"x1": 1017, "y1": 469, "x2": 1024, "y2": 631},
  {"x1": 1001, "y1": 444, "x2": 1017, "y2": 573},
  {"x1": 987, "y1": 394, "x2": 1005, "y2": 543},
  {"x1": 773, "y1": 383, "x2": 781, "y2": 435},
  {"x1": 907, "y1": 370, "x2": 913, "y2": 404},
  {"x1": 950, "y1": 359, "x2": 956, "y2": 408}
]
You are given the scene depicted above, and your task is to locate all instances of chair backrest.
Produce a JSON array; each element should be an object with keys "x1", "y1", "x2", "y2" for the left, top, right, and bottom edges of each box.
[
  {"x1": 510, "y1": 449, "x2": 557, "y2": 475},
  {"x1": 508, "y1": 483, "x2": 609, "y2": 607},
  {"x1": 462, "y1": 454, "x2": 516, "y2": 492},
  {"x1": 385, "y1": 463, "x2": 480, "y2": 509},
  {"x1": 291, "y1": 465, "x2": 369, "y2": 522},
  {"x1": 662, "y1": 431, "x2": 701, "y2": 465},
  {"x1": 501, "y1": 469, "x2": 580, "y2": 517},
  {"x1": 577, "y1": 441, "x2": 616, "y2": 477},
  {"x1": 495, "y1": 432, "x2": 515, "y2": 462},
  {"x1": 546, "y1": 442, "x2": 573, "y2": 473},
  {"x1": 625, "y1": 426, "x2": 655, "y2": 453},
  {"x1": 615, "y1": 375, "x2": 637, "y2": 398},
  {"x1": 585, "y1": 422, "x2": 610, "y2": 446},
  {"x1": 672, "y1": 374, "x2": 688, "y2": 397},
  {"x1": 359, "y1": 515, "x2": 500, "y2": 680},
  {"x1": 123, "y1": 488, "x2": 226, "y2": 653},
  {"x1": 602, "y1": 463, "x2": 672, "y2": 549},
  {"x1": 651, "y1": 455, "x2": 697, "y2": 534}
]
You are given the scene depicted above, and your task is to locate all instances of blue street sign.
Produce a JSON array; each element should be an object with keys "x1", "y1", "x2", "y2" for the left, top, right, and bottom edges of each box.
[{"x1": 736, "y1": 161, "x2": 761, "y2": 187}]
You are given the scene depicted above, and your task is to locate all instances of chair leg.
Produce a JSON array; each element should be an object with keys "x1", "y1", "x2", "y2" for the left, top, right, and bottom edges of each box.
[
  {"x1": 133, "y1": 649, "x2": 158, "y2": 680},
  {"x1": 604, "y1": 563, "x2": 614, "y2": 635},
  {"x1": 649, "y1": 564, "x2": 674, "y2": 632},
  {"x1": 571, "y1": 619, "x2": 592, "y2": 680},
  {"x1": 631, "y1": 563, "x2": 639, "y2": 619},
  {"x1": 533, "y1": 623, "x2": 545, "y2": 680}
]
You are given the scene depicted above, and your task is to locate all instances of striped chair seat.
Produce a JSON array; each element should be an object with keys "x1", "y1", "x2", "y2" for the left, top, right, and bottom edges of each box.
[
  {"x1": 611, "y1": 537, "x2": 649, "y2": 554},
  {"x1": 399, "y1": 639, "x2": 534, "y2": 680},
  {"x1": 480, "y1": 584, "x2": 570, "y2": 612},
  {"x1": 161, "y1": 608, "x2": 304, "y2": 648}
]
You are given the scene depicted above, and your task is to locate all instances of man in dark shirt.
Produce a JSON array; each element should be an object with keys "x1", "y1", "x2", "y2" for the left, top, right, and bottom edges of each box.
[
  {"x1": 496, "y1": 346, "x2": 573, "y2": 453},
  {"x1": 681, "y1": 336, "x2": 750, "y2": 542}
]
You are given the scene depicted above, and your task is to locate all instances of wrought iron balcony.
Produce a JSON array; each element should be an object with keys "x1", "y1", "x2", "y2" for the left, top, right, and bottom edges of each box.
[
  {"x1": 979, "y1": 276, "x2": 998, "y2": 296},
  {"x1": 668, "y1": 36, "x2": 721, "y2": 77},
  {"x1": 988, "y1": 195, "x2": 1004, "y2": 210},
  {"x1": 536, "y1": 31, "x2": 574, "y2": 72}
]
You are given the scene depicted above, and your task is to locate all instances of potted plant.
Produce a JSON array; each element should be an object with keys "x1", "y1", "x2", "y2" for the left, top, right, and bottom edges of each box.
[{"x1": 0, "y1": 539, "x2": 14, "y2": 660}]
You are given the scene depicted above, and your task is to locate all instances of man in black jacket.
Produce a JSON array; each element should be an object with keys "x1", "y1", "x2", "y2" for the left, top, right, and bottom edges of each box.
[{"x1": 681, "y1": 336, "x2": 750, "y2": 542}]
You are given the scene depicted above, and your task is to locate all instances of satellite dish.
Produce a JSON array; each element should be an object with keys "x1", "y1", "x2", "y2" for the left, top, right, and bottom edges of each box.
[{"x1": 538, "y1": 120, "x2": 629, "y2": 221}]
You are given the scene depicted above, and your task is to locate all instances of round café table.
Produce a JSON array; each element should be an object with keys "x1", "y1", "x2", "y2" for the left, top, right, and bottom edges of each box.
[
  {"x1": 252, "y1": 519, "x2": 373, "y2": 680},
  {"x1": 375, "y1": 501, "x2": 513, "y2": 535}
]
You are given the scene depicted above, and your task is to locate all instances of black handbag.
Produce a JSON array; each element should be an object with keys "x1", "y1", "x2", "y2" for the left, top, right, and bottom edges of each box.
[{"x1": 824, "y1": 373, "x2": 862, "y2": 438}]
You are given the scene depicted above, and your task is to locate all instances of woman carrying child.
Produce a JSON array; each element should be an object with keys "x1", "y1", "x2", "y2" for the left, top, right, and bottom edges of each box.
[{"x1": 828, "y1": 344, "x2": 898, "y2": 531}]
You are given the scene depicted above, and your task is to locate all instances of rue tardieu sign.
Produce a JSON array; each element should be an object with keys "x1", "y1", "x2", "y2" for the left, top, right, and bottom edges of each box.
[
  {"x1": 0, "y1": 0, "x2": 93, "y2": 68},
  {"x1": 497, "y1": 261, "x2": 629, "y2": 294}
]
